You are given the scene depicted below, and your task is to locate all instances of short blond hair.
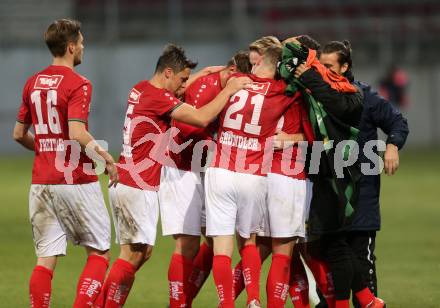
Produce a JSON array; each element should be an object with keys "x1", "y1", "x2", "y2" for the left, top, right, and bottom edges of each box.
[
  {"x1": 262, "y1": 45, "x2": 282, "y2": 67},
  {"x1": 249, "y1": 36, "x2": 282, "y2": 54}
]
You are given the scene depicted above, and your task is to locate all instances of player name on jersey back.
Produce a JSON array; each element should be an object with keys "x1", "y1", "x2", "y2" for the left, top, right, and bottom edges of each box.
[
  {"x1": 38, "y1": 138, "x2": 65, "y2": 152},
  {"x1": 213, "y1": 75, "x2": 297, "y2": 176},
  {"x1": 218, "y1": 131, "x2": 259, "y2": 151}
]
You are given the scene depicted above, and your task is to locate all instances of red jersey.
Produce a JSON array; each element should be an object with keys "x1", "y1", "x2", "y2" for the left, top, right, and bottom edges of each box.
[
  {"x1": 17, "y1": 65, "x2": 98, "y2": 184},
  {"x1": 271, "y1": 101, "x2": 308, "y2": 179},
  {"x1": 213, "y1": 74, "x2": 298, "y2": 176},
  {"x1": 117, "y1": 80, "x2": 183, "y2": 191},
  {"x1": 168, "y1": 72, "x2": 222, "y2": 171}
]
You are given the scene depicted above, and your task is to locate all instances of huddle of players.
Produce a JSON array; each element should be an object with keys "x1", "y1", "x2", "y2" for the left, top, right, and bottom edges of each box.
[{"x1": 13, "y1": 19, "x2": 386, "y2": 308}]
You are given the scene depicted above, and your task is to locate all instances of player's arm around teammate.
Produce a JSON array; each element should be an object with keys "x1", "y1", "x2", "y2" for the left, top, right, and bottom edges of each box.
[
  {"x1": 96, "y1": 44, "x2": 251, "y2": 307},
  {"x1": 319, "y1": 40, "x2": 407, "y2": 308},
  {"x1": 206, "y1": 43, "x2": 301, "y2": 308},
  {"x1": 158, "y1": 51, "x2": 253, "y2": 308}
]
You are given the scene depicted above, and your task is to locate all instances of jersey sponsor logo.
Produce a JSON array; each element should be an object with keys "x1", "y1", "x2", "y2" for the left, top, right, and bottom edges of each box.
[
  {"x1": 34, "y1": 75, "x2": 64, "y2": 90},
  {"x1": 128, "y1": 88, "x2": 141, "y2": 104},
  {"x1": 218, "y1": 131, "x2": 259, "y2": 151},
  {"x1": 247, "y1": 81, "x2": 270, "y2": 96}
]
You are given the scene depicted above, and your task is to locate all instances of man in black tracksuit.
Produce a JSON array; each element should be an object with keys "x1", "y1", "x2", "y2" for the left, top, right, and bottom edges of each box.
[
  {"x1": 348, "y1": 79, "x2": 409, "y2": 306},
  {"x1": 291, "y1": 51, "x2": 372, "y2": 306},
  {"x1": 315, "y1": 40, "x2": 409, "y2": 307}
]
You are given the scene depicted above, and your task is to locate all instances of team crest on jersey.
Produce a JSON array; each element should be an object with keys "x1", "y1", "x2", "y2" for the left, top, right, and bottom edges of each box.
[
  {"x1": 128, "y1": 88, "x2": 141, "y2": 104},
  {"x1": 247, "y1": 82, "x2": 270, "y2": 95},
  {"x1": 34, "y1": 75, "x2": 64, "y2": 90}
]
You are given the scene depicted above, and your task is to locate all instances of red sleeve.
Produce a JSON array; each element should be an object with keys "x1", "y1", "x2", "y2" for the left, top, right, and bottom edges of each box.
[
  {"x1": 288, "y1": 103, "x2": 302, "y2": 133},
  {"x1": 185, "y1": 78, "x2": 220, "y2": 108},
  {"x1": 17, "y1": 81, "x2": 32, "y2": 124},
  {"x1": 68, "y1": 82, "x2": 92, "y2": 123},
  {"x1": 156, "y1": 92, "x2": 184, "y2": 116}
]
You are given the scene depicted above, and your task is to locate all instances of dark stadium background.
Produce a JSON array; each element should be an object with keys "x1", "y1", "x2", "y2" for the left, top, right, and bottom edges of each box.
[{"x1": 0, "y1": 1, "x2": 438, "y2": 307}]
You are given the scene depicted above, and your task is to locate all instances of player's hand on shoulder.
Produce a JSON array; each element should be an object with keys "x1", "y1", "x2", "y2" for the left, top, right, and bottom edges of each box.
[
  {"x1": 225, "y1": 76, "x2": 252, "y2": 94},
  {"x1": 282, "y1": 37, "x2": 301, "y2": 46},
  {"x1": 203, "y1": 65, "x2": 226, "y2": 74}
]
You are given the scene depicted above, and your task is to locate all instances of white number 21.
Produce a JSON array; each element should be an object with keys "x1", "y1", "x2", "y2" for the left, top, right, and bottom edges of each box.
[{"x1": 223, "y1": 90, "x2": 264, "y2": 135}]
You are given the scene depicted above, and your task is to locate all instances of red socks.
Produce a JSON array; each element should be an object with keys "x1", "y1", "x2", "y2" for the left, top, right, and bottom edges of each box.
[
  {"x1": 267, "y1": 254, "x2": 291, "y2": 308},
  {"x1": 186, "y1": 243, "x2": 214, "y2": 304},
  {"x1": 289, "y1": 252, "x2": 310, "y2": 308},
  {"x1": 306, "y1": 257, "x2": 335, "y2": 308},
  {"x1": 212, "y1": 255, "x2": 234, "y2": 308},
  {"x1": 73, "y1": 255, "x2": 109, "y2": 307},
  {"x1": 240, "y1": 244, "x2": 261, "y2": 305},
  {"x1": 232, "y1": 261, "x2": 245, "y2": 299},
  {"x1": 335, "y1": 299, "x2": 350, "y2": 308},
  {"x1": 168, "y1": 253, "x2": 194, "y2": 308},
  {"x1": 29, "y1": 265, "x2": 53, "y2": 308},
  {"x1": 355, "y1": 288, "x2": 375, "y2": 308},
  {"x1": 95, "y1": 258, "x2": 136, "y2": 308}
]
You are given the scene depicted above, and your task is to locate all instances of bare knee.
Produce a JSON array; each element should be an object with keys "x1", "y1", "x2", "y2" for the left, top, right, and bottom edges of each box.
[
  {"x1": 143, "y1": 245, "x2": 153, "y2": 263},
  {"x1": 120, "y1": 244, "x2": 152, "y2": 269},
  {"x1": 36, "y1": 256, "x2": 58, "y2": 271},
  {"x1": 213, "y1": 235, "x2": 234, "y2": 257},
  {"x1": 85, "y1": 246, "x2": 110, "y2": 261},
  {"x1": 173, "y1": 235, "x2": 201, "y2": 259},
  {"x1": 272, "y1": 237, "x2": 296, "y2": 257},
  {"x1": 237, "y1": 233, "x2": 257, "y2": 251}
]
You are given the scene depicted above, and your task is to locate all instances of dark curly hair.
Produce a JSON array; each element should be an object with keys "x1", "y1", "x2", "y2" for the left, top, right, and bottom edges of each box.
[{"x1": 321, "y1": 40, "x2": 353, "y2": 78}]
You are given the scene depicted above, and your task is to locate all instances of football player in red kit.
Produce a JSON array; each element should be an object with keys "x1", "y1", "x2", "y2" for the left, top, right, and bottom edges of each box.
[
  {"x1": 159, "y1": 51, "x2": 252, "y2": 307},
  {"x1": 13, "y1": 19, "x2": 119, "y2": 308},
  {"x1": 95, "y1": 44, "x2": 251, "y2": 307},
  {"x1": 205, "y1": 45, "x2": 305, "y2": 308}
]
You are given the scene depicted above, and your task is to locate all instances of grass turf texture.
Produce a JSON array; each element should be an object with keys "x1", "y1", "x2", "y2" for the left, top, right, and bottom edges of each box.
[{"x1": 0, "y1": 148, "x2": 439, "y2": 307}]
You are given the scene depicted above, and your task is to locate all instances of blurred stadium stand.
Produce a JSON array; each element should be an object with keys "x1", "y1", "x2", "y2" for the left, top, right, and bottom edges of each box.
[{"x1": 1, "y1": 0, "x2": 439, "y2": 153}]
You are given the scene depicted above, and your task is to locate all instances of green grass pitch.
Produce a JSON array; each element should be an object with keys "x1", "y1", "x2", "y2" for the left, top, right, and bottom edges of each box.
[{"x1": 0, "y1": 149, "x2": 439, "y2": 307}]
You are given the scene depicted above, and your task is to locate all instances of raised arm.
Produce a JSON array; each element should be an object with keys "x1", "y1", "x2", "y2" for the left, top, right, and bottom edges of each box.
[{"x1": 185, "y1": 66, "x2": 226, "y2": 89}]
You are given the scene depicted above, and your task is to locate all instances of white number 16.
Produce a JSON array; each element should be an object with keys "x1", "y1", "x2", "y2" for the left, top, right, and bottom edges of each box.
[{"x1": 31, "y1": 90, "x2": 61, "y2": 135}]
